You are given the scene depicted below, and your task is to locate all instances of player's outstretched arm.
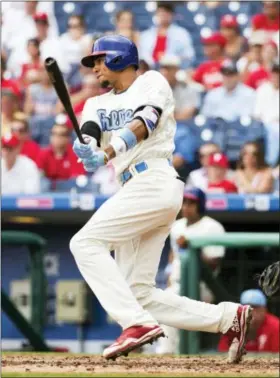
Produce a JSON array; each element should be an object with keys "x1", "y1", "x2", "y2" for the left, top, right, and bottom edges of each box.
[{"x1": 105, "y1": 105, "x2": 160, "y2": 161}]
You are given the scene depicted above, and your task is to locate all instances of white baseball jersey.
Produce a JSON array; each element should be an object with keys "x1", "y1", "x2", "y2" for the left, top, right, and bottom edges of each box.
[
  {"x1": 169, "y1": 216, "x2": 225, "y2": 284},
  {"x1": 80, "y1": 70, "x2": 176, "y2": 177}
]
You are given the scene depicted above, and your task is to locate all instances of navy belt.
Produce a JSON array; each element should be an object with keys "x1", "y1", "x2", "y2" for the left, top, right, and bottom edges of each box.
[{"x1": 120, "y1": 162, "x2": 148, "y2": 184}]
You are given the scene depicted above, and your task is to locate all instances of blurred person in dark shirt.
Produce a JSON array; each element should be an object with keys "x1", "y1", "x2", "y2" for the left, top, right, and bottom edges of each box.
[
  {"x1": 159, "y1": 55, "x2": 200, "y2": 122},
  {"x1": 235, "y1": 141, "x2": 274, "y2": 193},
  {"x1": 219, "y1": 289, "x2": 279, "y2": 353},
  {"x1": 19, "y1": 38, "x2": 42, "y2": 88},
  {"x1": 37, "y1": 118, "x2": 85, "y2": 180},
  {"x1": 207, "y1": 153, "x2": 238, "y2": 193},
  {"x1": 251, "y1": 1, "x2": 279, "y2": 34},
  {"x1": 113, "y1": 10, "x2": 139, "y2": 46},
  {"x1": 10, "y1": 112, "x2": 41, "y2": 164},
  {"x1": 192, "y1": 32, "x2": 227, "y2": 90},
  {"x1": 220, "y1": 15, "x2": 248, "y2": 61},
  {"x1": 1, "y1": 90, "x2": 20, "y2": 135}
]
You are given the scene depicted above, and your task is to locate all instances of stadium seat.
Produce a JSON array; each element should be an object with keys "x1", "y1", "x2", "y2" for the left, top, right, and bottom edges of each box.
[
  {"x1": 224, "y1": 117, "x2": 265, "y2": 162},
  {"x1": 185, "y1": 116, "x2": 227, "y2": 152}
]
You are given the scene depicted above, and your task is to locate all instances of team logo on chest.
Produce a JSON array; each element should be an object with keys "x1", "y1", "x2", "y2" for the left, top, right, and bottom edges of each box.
[{"x1": 97, "y1": 109, "x2": 134, "y2": 131}]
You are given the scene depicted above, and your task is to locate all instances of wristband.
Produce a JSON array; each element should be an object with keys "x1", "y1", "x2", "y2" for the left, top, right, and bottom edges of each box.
[
  {"x1": 110, "y1": 136, "x2": 127, "y2": 156},
  {"x1": 118, "y1": 128, "x2": 137, "y2": 150}
]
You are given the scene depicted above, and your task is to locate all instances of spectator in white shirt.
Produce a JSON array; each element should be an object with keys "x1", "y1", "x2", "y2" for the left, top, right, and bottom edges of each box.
[
  {"x1": 59, "y1": 15, "x2": 92, "y2": 68},
  {"x1": 139, "y1": 2, "x2": 195, "y2": 69},
  {"x1": 201, "y1": 60, "x2": 255, "y2": 121},
  {"x1": 186, "y1": 143, "x2": 221, "y2": 190},
  {"x1": 254, "y1": 61, "x2": 279, "y2": 166},
  {"x1": 33, "y1": 13, "x2": 70, "y2": 74},
  {"x1": 159, "y1": 55, "x2": 201, "y2": 122},
  {"x1": 156, "y1": 188, "x2": 225, "y2": 354},
  {"x1": 1, "y1": 133, "x2": 40, "y2": 194},
  {"x1": 4, "y1": 2, "x2": 58, "y2": 75}
]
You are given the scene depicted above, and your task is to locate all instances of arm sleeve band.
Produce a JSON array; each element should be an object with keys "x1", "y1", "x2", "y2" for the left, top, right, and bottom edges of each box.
[
  {"x1": 80, "y1": 121, "x2": 101, "y2": 147},
  {"x1": 133, "y1": 105, "x2": 161, "y2": 135}
]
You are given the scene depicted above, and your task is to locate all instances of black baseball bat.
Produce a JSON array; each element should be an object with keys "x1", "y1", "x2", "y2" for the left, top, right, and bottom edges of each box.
[{"x1": 44, "y1": 57, "x2": 85, "y2": 144}]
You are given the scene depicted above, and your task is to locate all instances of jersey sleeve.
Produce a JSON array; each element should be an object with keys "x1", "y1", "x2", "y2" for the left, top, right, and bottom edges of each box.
[
  {"x1": 135, "y1": 71, "x2": 172, "y2": 111},
  {"x1": 80, "y1": 97, "x2": 101, "y2": 129}
]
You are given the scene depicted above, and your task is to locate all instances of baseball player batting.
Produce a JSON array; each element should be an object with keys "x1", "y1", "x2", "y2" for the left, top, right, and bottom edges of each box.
[{"x1": 70, "y1": 35, "x2": 252, "y2": 362}]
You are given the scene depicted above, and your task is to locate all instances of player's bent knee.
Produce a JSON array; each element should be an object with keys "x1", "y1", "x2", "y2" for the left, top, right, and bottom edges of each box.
[
  {"x1": 69, "y1": 233, "x2": 80, "y2": 258},
  {"x1": 130, "y1": 284, "x2": 153, "y2": 305}
]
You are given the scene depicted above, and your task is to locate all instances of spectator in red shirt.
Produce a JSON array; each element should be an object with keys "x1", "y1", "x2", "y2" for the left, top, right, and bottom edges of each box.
[
  {"x1": 245, "y1": 39, "x2": 278, "y2": 89},
  {"x1": 219, "y1": 289, "x2": 279, "y2": 353},
  {"x1": 192, "y1": 32, "x2": 227, "y2": 90},
  {"x1": 1, "y1": 54, "x2": 21, "y2": 98},
  {"x1": 220, "y1": 15, "x2": 248, "y2": 61},
  {"x1": 37, "y1": 120, "x2": 85, "y2": 180},
  {"x1": 19, "y1": 38, "x2": 42, "y2": 89},
  {"x1": 10, "y1": 112, "x2": 41, "y2": 164},
  {"x1": 251, "y1": 1, "x2": 280, "y2": 33},
  {"x1": 206, "y1": 152, "x2": 238, "y2": 193}
]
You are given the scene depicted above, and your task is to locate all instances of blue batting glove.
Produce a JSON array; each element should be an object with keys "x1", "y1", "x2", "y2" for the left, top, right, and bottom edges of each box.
[
  {"x1": 82, "y1": 151, "x2": 107, "y2": 172},
  {"x1": 73, "y1": 138, "x2": 94, "y2": 159}
]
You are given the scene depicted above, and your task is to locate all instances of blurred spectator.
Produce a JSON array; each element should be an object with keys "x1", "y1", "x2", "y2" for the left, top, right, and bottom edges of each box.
[
  {"x1": 1, "y1": 133, "x2": 40, "y2": 194},
  {"x1": 139, "y1": 2, "x2": 195, "y2": 68},
  {"x1": 159, "y1": 55, "x2": 200, "y2": 121},
  {"x1": 192, "y1": 32, "x2": 227, "y2": 90},
  {"x1": 201, "y1": 60, "x2": 255, "y2": 121},
  {"x1": 157, "y1": 188, "x2": 225, "y2": 354},
  {"x1": 34, "y1": 12, "x2": 69, "y2": 74},
  {"x1": 220, "y1": 15, "x2": 248, "y2": 61},
  {"x1": 235, "y1": 142, "x2": 274, "y2": 193},
  {"x1": 186, "y1": 143, "x2": 221, "y2": 190},
  {"x1": 219, "y1": 289, "x2": 279, "y2": 353},
  {"x1": 1, "y1": 90, "x2": 20, "y2": 135},
  {"x1": 251, "y1": 1, "x2": 280, "y2": 35},
  {"x1": 137, "y1": 59, "x2": 150, "y2": 76},
  {"x1": 10, "y1": 112, "x2": 41, "y2": 164},
  {"x1": 18, "y1": 38, "x2": 42, "y2": 88},
  {"x1": 207, "y1": 153, "x2": 238, "y2": 193},
  {"x1": 57, "y1": 74, "x2": 101, "y2": 122},
  {"x1": 254, "y1": 61, "x2": 279, "y2": 166},
  {"x1": 237, "y1": 31, "x2": 267, "y2": 80},
  {"x1": 24, "y1": 67, "x2": 57, "y2": 120},
  {"x1": 245, "y1": 38, "x2": 278, "y2": 89},
  {"x1": 59, "y1": 15, "x2": 92, "y2": 68},
  {"x1": 37, "y1": 122, "x2": 85, "y2": 180},
  {"x1": 113, "y1": 10, "x2": 139, "y2": 45},
  {"x1": 1, "y1": 55, "x2": 21, "y2": 98}
]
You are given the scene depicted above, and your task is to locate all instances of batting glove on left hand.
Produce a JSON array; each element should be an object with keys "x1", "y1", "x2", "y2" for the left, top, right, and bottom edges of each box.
[
  {"x1": 82, "y1": 151, "x2": 107, "y2": 172},
  {"x1": 73, "y1": 137, "x2": 97, "y2": 159}
]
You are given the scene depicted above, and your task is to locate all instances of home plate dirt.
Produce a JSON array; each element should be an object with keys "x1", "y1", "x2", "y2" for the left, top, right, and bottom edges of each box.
[{"x1": 2, "y1": 353, "x2": 279, "y2": 376}]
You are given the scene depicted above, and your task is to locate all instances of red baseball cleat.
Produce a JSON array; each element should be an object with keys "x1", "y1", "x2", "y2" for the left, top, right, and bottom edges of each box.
[
  {"x1": 225, "y1": 305, "x2": 252, "y2": 363},
  {"x1": 103, "y1": 325, "x2": 164, "y2": 360}
]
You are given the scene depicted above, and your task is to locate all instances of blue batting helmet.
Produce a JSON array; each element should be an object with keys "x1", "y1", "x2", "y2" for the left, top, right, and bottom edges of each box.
[
  {"x1": 81, "y1": 35, "x2": 139, "y2": 71},
  {"x1": 183, "y1": 187, "x2": 206, "y2": 214}
]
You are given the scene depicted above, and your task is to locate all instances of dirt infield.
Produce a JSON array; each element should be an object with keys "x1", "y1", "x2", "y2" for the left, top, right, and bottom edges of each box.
[{"x1": 2, "y1": 353, "x2": 279, "y2": 377}]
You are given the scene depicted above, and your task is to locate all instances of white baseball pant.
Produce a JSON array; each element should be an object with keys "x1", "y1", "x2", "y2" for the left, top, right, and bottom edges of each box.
[{"x1": 70, "y1": 159, "x2": 239, "y2": 335}]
